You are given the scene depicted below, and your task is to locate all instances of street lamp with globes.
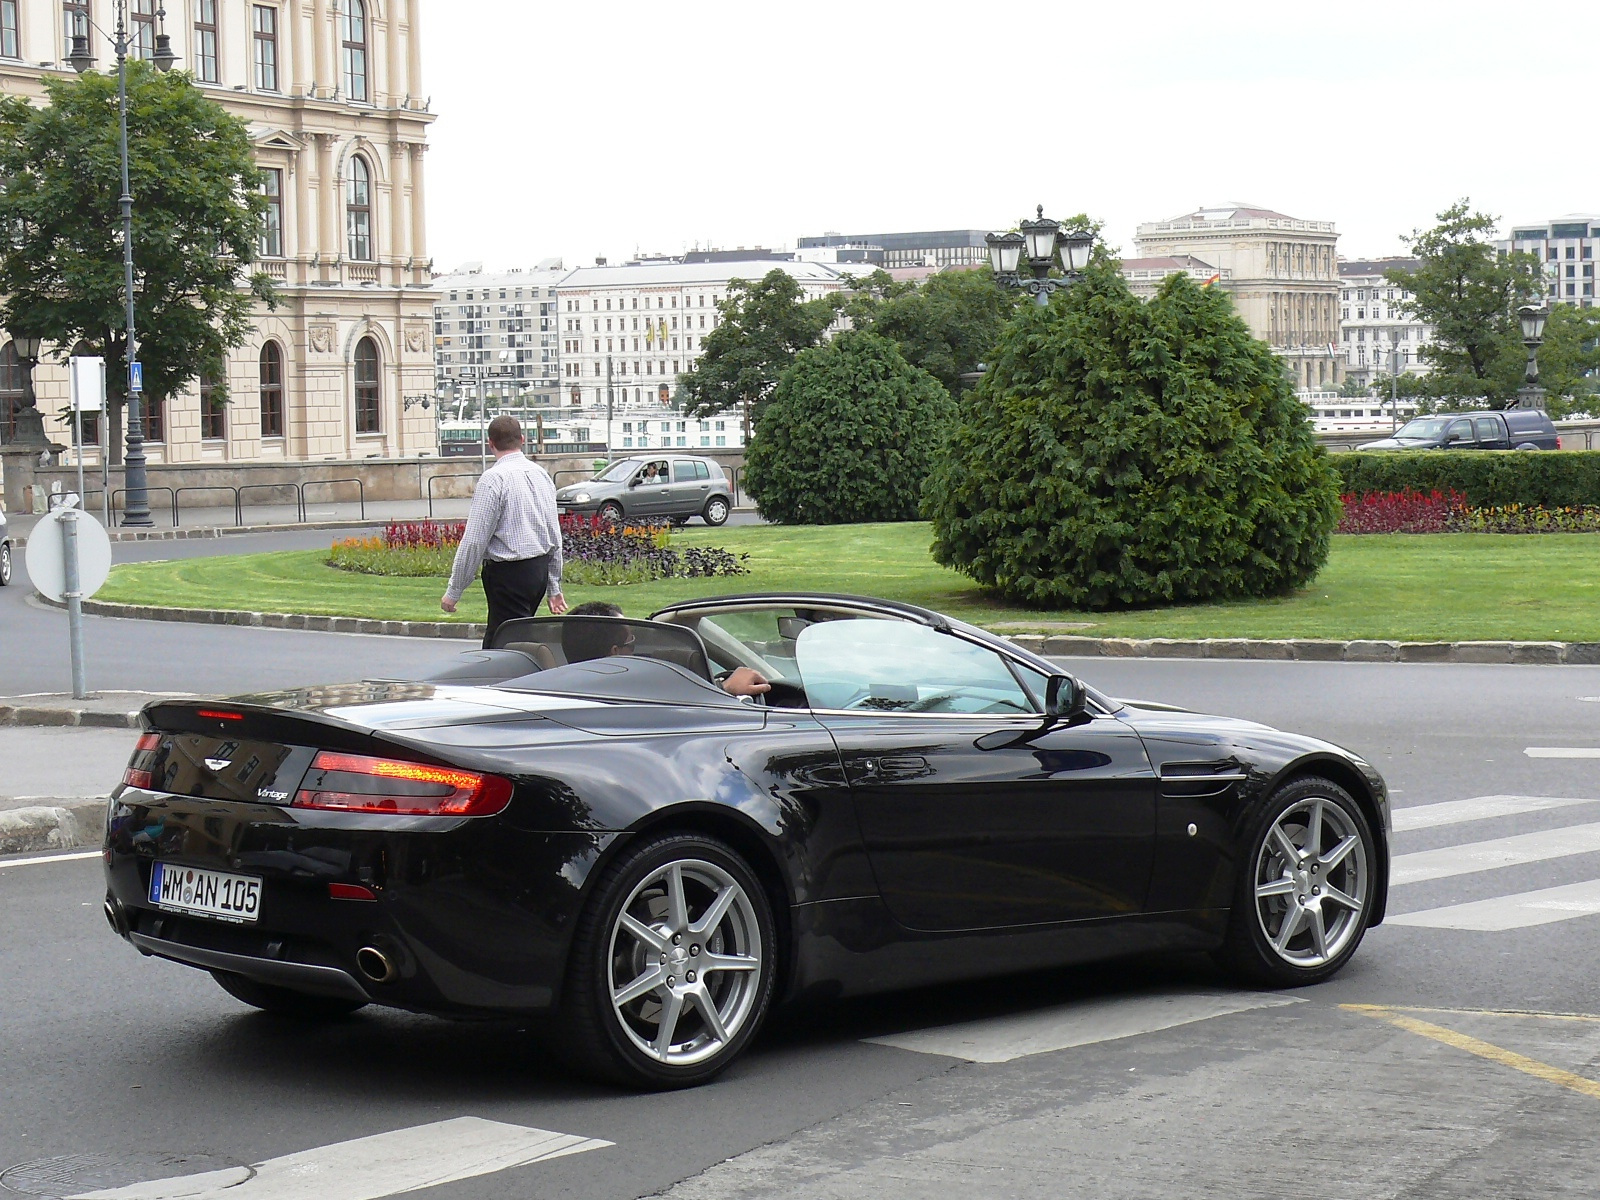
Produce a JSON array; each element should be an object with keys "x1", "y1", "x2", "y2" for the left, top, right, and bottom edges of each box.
[
  {"x1": 986, "y1": 206, "x2": 1095, "y2": 306},
  {"x1": 1515, "y1": 304, "x2": 1549, "y2": 411},
  {"x1": 68, "y1": 3, "x2": 178, "y2": 527}
]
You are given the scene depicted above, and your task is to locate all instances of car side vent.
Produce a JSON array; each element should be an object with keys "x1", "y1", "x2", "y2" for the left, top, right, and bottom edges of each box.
[{"x1": 1159, "y1": 760, "x2": 1249, "y2": 798}]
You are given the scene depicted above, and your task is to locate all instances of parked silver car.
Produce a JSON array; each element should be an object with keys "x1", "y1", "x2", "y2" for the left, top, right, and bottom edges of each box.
[{"x1": 555, "y1": 455, "x2": 734, "y2": 526}]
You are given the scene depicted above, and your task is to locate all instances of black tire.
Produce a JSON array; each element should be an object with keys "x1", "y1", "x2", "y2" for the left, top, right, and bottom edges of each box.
[
  {"x1": 557, "y1": 833, "x2": 776, "y2": 1089},
  {"x1": 598, "y1": 500, "x2": 625, "y2": 524},
  {"x1": 1218, "y1": 776, "x2": 1376, "y2": 988},
  {"x1": 702, "y1": 496, "x2": 730, "y2": 526},
  {"x1": 210, "y1": 970, "x2": 368, "y2": 1018},
  {"x1": 0, "y1": 542, "x2": 9, "y2": 587}
]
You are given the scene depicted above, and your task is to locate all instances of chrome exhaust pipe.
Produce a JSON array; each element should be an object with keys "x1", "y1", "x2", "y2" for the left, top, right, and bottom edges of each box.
[
  {"x1": 355, "y1": 946, "x2": 397, "y2": 985},
  {"x1": 103, "y1": 898, "x2": 129, "y2": 938}
]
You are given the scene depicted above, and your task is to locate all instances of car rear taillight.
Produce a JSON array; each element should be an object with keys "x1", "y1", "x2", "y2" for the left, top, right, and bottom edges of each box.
[
  {"x1": 292, "y1": 751, "x2": 513, "y2": 817},
  {"x1": 122, "y1": 732, "x2": 164, "y2": 789},
  {"x1": 1557, "y1": 436, "x2": 1563, "y2": 449}
]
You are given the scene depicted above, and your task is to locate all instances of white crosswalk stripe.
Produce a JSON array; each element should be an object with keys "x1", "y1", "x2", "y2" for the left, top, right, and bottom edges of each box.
[
  {"x1": 1391, "y1": 795, "x2": 1596, "y2": 832},
  {"x1": 1388, "y1": 794, "x2": 1600, "y2": 931}
]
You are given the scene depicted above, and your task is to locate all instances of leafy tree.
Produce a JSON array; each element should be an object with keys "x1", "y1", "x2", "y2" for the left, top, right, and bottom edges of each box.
[
  {"x1": 1337, "y1": 376, "x2": 1371, "y2": 398},
  {"x1": 743, "y1": 330, "x2": 953, "y2": 524},
  {"x1": 678, "y1": 269, "x2": 840, "y2": 426},
  {"x1": 1390, "y1": 201, "x2": 1542, "y2": 409},
  {"x1": 0, "y1": 62, "x2": 274, "y2": 461},
  {"x1": 925, "y1": 268, "x2": 1340, "y2": 610},
  {"x1": 844, "y1": 267, "x2": 1017, "y2": 396},
  {"x1": 1533, "y1": 302, "x2": 1600, "y2": 415}
]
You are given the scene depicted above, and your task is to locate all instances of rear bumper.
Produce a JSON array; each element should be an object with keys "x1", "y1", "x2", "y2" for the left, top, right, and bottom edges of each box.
[
  {"x1": 103, "y1": 794, "x2": 615, "y2": 1017},
  {"x1": 128, "y1": 928, "x2": 370, "y2": 1002}
]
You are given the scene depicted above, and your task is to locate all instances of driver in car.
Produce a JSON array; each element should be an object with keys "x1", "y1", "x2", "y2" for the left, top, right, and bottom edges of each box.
[{"x1": 562, "y1": 601, "x2": 772, "y2": 698}]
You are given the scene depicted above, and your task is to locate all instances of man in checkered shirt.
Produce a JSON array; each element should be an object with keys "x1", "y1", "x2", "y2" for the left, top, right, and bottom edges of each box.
[{"x1": 441, "y1": 415, "x2": 569, "y2": 647}]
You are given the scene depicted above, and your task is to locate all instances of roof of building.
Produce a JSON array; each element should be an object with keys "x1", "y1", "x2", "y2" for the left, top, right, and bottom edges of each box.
[
  {"x1": 1339, "y1": 257, "x2": 1420, "y2": 277},
  {"x1": 681, "y1": 248, "x2": 793, "y2": 263},
  {"x1": 558, "y1": 260, "x2": 846, "y2": 290},
  {"x1": 796, "y1": 230, "x2": 990, "y2": 251},
  {"x1": 434, "y1": 263, "x2": 567, "y2": 289},
  {"x1": 1118, "y1": 255, "x2": 1218, "y2": 272}
]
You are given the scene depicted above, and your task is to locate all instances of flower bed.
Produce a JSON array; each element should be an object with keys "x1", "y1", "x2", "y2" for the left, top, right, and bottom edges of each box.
[
  {"x1": 328, "y1": 517, "x2": 749, "y2": 584},
  {"x1": 1338, "y1": 490, "x2": 1600, "y2": 534}
]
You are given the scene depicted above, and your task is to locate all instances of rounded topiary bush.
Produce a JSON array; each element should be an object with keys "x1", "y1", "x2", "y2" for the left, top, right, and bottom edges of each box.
[
  {"x1": 744, "y1": 329, "x2": 954, "y2": 524},
  {"x1": 924, "y1": 268, "x2": 1340, "y2": 609}
]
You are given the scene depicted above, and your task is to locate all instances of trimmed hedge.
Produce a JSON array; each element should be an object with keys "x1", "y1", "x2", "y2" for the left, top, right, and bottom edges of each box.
[{"x1": 1332, "y1": 451, "x2": 1600, "y2": 507}]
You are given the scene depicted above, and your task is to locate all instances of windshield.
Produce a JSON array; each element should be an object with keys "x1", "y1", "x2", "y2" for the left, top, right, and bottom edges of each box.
[
  {"x1": 593, "y1": 458, "x2": 643, "y2": 483},
  {"x1": 1393, "y1": 418, "x2": 1451, "y2": 440}
]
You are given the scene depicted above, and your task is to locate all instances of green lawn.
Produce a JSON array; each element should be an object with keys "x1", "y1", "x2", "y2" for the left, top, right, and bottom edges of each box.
[{"x1": 98, "y1": 523, "x2": 1600, "y2": 642}]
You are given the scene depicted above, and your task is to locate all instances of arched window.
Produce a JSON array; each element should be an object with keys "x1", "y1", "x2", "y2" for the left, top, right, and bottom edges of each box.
[
  {"x1": 259, "y1": 341, "x2": 283, "y2": 437},
  {"x1": 200, "y1": 370, "x2": 225, "y2": 440},
  {"x1": 346, "y1": 156, "x2": 372, "y2": 262},
  {"x1": 0, "y1": 341, "x2": 21, "y2": 441},
  {"x1": 342, "y1": 0, "x2": 368, "y2": 102},
  {"x1": 354, "y1": 337, "x2": 380, "y2": 433}
]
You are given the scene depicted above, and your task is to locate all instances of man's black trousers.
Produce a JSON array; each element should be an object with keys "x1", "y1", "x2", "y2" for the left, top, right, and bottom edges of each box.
[{"x1": 479, "y1": 554, "x2": 551, "y2": 649}]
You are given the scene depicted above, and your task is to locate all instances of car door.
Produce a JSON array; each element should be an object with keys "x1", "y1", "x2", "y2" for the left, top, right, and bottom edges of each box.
[
  {"x1": 1474, "y1": 416, "x2": 1509, "y2": 450},
  {"x1": 628, "y1": 459, "x2": 673, "y2": 517},
  {"x1": 1443, "y1": 418, "x2": 1475, "y2": 449},
  {"x1": 797, "y1": 618, "x2": 1157, "y2": 932},
  {"x1": 667, "y1": 459, "x2": 709, "y2": 517}
]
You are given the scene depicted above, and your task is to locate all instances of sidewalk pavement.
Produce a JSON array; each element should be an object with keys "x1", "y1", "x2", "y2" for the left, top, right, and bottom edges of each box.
[{"x1": 0, "y1": 721, "x2": 144, "y2": 856}]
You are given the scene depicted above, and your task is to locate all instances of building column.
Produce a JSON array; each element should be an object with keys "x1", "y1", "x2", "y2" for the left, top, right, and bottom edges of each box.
[
  {"x1": 385, "y1": 0, "x2": 404, "y2": 106},
  {"x1": 292, "y1": 147, "x2": 312, "y2": 285},
  {"x1": 408, "y1": 143, "x2": 428, "y2": 277},
  {"x1": 318, "y1": 133, "x2": 340, "y2": 279},
  {"x1": 389, "y1": 141, "x2": 410, "y2": 287},
  {"x1": 406, "y1": 0, "x2": 424, "y2": 102},
  {"x1": 290, "y1": 0, "x2": 309, "y2": 95},
  {"x1": 312, "y1": 0, "x2": 331, "y2": 97}
]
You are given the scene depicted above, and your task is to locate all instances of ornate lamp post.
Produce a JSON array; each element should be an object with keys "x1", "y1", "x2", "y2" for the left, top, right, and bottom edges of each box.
[
  {"x1": 68, "y1": 3, "x2": 178, "y2": 527},
  {"x1": 8, "y1": 333, "x2": 47, "y2": 446},
  {"x1": 1515, "y1": 304, "x2": 1548, "y2": 411},
  {"x1": 986, "y1": 206, "x2": 1094, "y2": 306}
]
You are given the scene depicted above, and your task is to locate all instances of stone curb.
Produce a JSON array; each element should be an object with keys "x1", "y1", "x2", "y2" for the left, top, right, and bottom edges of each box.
[
  {"x1": 0, "y1": 800, "x2": 108, "y2": 857},
  {"x1": 33, "y1": 589, "x2": 1600, "y2": 665},
  {"x1": 0, "y1": 703, "x2": 142, "y2": 728},
  {"x1": 1005, "y1": 634, "x2": 1600, "y2": 665}
]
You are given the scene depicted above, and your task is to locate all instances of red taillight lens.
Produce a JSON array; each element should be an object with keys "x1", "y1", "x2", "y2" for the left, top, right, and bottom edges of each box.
[
  {"x1": 196, "y1": 709, "x2": 244, "y2": 721},
  {"x1": 122, "y1": 732, "x2": 164, "y2": 789},
  {"x1": 293, "y1": 751, "x2": 512, "y2": 817},
  {"x1": 1557, "y1": 436, "x2": 1563, "y2": 449}
]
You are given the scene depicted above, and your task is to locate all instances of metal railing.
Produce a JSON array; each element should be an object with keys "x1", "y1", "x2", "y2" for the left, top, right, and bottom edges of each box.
[
  {"x1": 112, "y1": 487, "x2": 177, "y2": 526},
  {"x1": 237, "y1": 482, "x2": 304, "y2": 525},
  {"x1": 426, "y1": 473, "x2": 480, "y2": 519},
  {"x1": 172, "y1": 485, "x2": 240, "y2": 527},
  {"x1": 299, "y1": 478, "x2": 365, "y2": 523}
]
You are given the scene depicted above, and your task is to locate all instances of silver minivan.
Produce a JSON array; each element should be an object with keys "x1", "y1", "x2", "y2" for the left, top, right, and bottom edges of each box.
[{"x1": 555, "y1": 455, "x2": 734, "y2": 526}]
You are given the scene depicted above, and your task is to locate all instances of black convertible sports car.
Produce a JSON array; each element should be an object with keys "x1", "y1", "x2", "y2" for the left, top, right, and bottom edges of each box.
[{"x1": 102, "y1": 594, "x2": 1391, "y2": 1088}]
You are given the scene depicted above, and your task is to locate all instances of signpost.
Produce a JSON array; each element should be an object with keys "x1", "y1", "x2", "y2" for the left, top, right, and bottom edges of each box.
[
  {"x1": 25, "y1": 502, "x2": 112, "y2": 699},
  {"x1": 70, "y1": 355, "x2": 107, "y2": 523}
]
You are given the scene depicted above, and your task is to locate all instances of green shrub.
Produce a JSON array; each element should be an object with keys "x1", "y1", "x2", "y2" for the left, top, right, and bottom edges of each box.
[
  {"x1": 1331, "y1": 450, "x2": 1600, "y2": 507},
  {"x1": 925, "y1": 268, "x2": 1341, "y2": 609},
  {"x1": 743, "y1": 329, "x2": 954, "y2": 523}
]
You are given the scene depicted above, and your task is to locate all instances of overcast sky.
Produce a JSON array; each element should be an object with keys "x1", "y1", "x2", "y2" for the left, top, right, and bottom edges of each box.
[{"x1": 424, "y1": 0, "x2": 1596, "y2": 273}]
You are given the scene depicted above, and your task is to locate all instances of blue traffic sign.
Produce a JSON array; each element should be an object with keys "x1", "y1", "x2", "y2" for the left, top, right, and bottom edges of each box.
[{"x1": 129, "y1": 362, "x2": 143, "y2": 393}]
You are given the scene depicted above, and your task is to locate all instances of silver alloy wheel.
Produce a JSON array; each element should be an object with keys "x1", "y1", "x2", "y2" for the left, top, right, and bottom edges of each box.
[
  {"x1": 704, "y1": 497, "x2": 729, "y2": 525},
  {"x1": 1252, "y1": 795, "x2": 1369, "y2": 967},
  {"x1": 606, "y1": 858, "x2": 763, "y2": 1066},
  {"x1": 0, "y1": 543, "x2": 9, "y2": 586}
]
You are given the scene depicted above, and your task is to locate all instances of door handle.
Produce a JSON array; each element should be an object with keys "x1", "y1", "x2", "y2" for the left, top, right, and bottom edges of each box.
[{"x1": 878, "y1": 755, "x2": 929, "y2": 771}]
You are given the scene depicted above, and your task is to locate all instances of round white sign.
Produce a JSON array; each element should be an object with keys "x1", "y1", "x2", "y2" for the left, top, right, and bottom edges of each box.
[{"x1": 25, "y1": 507, "x2": 113, "y2": 603}]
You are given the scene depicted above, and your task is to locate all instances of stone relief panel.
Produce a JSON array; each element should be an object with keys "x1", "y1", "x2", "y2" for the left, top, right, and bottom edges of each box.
[
  {"x1": 309, "y1": 324, "x2": 335, "y2": 354},
  {"x1": 404, "y1": 324, "x2": 428, "y2": 354}
]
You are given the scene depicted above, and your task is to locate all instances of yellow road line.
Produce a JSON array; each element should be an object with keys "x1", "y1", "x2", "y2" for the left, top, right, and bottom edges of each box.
[
  {"x1": 1344, "y1": 1005, "x2": 1600, "y2": 1101},
  {"x1": 1342, "y1": 1002, "x2": 1600, "y2": 1024}
]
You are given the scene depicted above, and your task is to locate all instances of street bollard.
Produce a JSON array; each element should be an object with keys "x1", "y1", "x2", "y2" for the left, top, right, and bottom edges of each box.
[{"x1": 60, "y1": 502, "x2": 88, "y2": 700}]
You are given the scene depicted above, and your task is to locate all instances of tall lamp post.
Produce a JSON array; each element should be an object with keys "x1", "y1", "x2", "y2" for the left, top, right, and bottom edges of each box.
[
  {"x1": 68, "y1": 4, "x2": 177, "y2": 527},
  {"x1": 985, "y1": 206, "x2": 1095, "y2": 306},
  {"x1": 1515, "y1": 304, "x2": 1549, "y2": 411}
]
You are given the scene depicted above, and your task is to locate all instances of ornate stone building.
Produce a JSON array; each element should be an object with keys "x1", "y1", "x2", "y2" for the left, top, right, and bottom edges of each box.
[
  {"x1": 0, "y1": 0, "x2": 436, "y2": 463},
  {"x1": 1132, "y1": 205, "x2": 1342, "y2": 391}
]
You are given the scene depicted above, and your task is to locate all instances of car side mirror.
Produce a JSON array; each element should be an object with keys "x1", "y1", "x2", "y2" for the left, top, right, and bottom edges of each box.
[
  {"x1": 628, "y1": 478, "x2": 640, "y2": 488},
  {"x1": 1045, "y1": 674, "x2": 1089, "y2": 722}
]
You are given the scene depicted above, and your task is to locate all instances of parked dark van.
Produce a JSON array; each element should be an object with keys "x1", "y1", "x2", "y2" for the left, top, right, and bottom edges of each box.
[{"x1": 1358, "y1": 410, "x2": 1561, "y2": 451}]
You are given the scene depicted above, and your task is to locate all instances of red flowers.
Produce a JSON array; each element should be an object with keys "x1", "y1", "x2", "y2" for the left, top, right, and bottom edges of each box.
[
  {"x1": 383, "y1": 521, "x2": 466, "y2": 550},
  {"x1": 1336, "y1": 490, "x2": 1464, "y2": 534}
]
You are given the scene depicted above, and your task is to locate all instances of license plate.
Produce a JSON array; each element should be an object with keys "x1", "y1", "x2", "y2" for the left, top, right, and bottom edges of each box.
[{"x1": 149, "y1": 862, "x2": 262, "y2": 924}]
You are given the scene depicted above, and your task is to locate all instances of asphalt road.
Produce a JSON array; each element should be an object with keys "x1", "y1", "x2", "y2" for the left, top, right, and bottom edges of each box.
[{"x1": 5, "y1": 658, "x2": 1600, "y2": 1199}]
